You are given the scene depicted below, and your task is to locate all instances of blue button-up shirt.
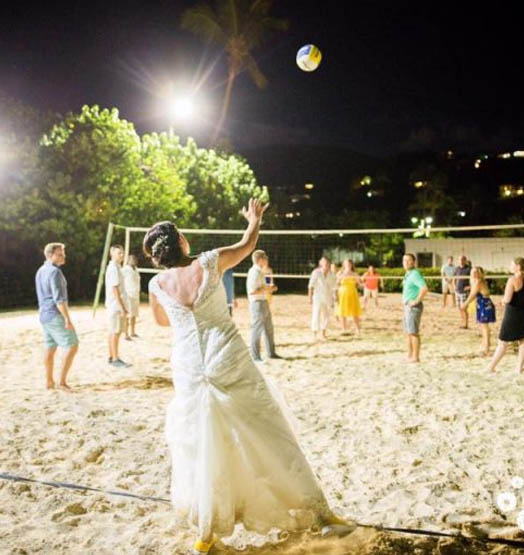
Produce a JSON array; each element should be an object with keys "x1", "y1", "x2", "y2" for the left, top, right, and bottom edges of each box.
[{"x1": 35, "y1": 261, "x2": 68, "y2": 323}]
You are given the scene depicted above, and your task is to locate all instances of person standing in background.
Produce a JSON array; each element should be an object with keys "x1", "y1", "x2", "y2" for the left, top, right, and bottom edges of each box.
[
  {"x1": 454, "y1": 255, "x2": 471, "y2": 328},
  {"x1": 246, "y1": 250, "x2": 281, "y2": 361},
  {"x1": 122, "y1": 254, "x2": 141, "y2": 340},
  {"x1": 361, "y1": 265, "x2": 383, "y2": 308},
  {"x1": 105, "y1": 245, "x2": 131, "y2": 368},
  {"x1": 441, "y1": 256, "x2": 456, "y2": 308},
  {"x1": 308, "y1": 256, "x2": 336, "y2": 340},
  {"x1": 402, "y1": 253, "x2": 428, "y2": 363},
  {"x1": 35, "y1": 242, "x2": 79, "y2": 390}
]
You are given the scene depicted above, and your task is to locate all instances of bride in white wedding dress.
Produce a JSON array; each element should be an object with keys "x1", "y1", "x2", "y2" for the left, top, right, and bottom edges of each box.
[{"x1": 144, "y1": 199, "x2": 353, "y2": 554}]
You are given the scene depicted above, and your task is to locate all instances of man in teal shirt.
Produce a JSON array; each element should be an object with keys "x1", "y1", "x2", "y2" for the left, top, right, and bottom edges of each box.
[{"x1": 402, "y1": 253, "x2": 428, "y2": 363}]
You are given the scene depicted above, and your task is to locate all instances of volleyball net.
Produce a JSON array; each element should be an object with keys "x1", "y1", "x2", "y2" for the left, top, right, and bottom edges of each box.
[{"x1": 91, "y1": 222, "x2": 524, "y2": 313}]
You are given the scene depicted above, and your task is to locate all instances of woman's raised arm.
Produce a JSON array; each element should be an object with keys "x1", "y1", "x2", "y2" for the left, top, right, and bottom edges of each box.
[{"x1": 217, "y1": 198, "x2": 269, "y2": 274}]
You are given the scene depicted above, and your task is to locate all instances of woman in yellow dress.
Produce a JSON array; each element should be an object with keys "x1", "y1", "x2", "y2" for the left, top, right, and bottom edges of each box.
[{"x1": 336, "y1": 259, "x2": 363, "y2": 334}]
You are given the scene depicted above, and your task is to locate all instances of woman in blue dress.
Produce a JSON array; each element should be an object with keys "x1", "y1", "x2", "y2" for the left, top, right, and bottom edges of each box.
[{"x1": 463, "y1": 266, "x2": 496, "y2": 356}]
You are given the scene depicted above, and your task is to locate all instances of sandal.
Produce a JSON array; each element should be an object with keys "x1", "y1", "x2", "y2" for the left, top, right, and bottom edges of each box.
[{"x1": 193, "y1": 537, "x2": 216, "y2": 554}]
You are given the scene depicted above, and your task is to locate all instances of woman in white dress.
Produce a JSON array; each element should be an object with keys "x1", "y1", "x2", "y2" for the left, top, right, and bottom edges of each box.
[{"x1": 144, "y1": 199, "x2": 353, "y2": 554}]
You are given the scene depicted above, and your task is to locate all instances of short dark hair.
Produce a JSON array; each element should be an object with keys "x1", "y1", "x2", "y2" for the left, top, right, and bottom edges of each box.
[{"x1": 143, "y1": 222, "x2": 183, "y2": 268}]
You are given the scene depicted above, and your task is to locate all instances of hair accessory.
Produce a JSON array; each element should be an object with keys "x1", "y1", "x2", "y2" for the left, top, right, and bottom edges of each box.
[{"x1": 151, "y1": 234, "x2": 170, "y2": 258}]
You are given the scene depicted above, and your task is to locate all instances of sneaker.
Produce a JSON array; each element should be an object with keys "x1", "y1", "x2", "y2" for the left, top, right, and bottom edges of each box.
[{"x1": 110, "y1": 358, "x2": 132, "y2": 368}]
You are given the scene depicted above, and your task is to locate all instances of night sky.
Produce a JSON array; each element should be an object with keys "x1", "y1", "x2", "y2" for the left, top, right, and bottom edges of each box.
[{"x1": 1, "y1": 1, "x2": 523, "y2": 156}]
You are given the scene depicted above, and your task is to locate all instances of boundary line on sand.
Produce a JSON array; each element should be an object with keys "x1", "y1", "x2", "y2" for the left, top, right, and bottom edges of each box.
[{"x1": 2, "y1": 472, "x2": 524, "y2": 549}]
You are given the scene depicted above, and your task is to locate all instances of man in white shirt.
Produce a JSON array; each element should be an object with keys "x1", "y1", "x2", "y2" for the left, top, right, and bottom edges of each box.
[
  {"x1": 246, "y1": 250, "x2": 281, "y2": 361},
  {"x1": 122, "y1": 254, "x2": 141, "y2": 340},
  {"x1": 308, "y1": 256, "x2": 336, "y2": 340},
  {"x1": 105, "y1": 245, "x2": 131, "y2": 368}
]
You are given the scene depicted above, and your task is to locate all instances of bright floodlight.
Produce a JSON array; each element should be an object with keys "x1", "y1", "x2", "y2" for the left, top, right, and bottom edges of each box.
[{"x1": 171, "y1": 97, "x2": 195, "y2": 120}]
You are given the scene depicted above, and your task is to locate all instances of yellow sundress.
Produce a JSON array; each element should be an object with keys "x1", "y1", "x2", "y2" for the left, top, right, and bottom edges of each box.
[{"x1": 337, "y1": 276, "x2": 363, "y2": 317}]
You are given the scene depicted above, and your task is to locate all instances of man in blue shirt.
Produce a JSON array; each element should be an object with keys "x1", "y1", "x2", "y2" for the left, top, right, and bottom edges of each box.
[
  {"x1": 35, "y1": 242, "x2": 79, "y2": 390},
  {"x1": 402, "y1": 253, "x2": 428, "y2": 363}
]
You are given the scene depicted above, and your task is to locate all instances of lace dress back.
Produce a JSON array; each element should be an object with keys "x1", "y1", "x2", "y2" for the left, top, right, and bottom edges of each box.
[{"x1": 148, "y1": 250, "x2": 331, "y2": 539}]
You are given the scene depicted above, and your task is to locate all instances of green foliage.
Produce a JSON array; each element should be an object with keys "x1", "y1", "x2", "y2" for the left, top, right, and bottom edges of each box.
[{"x1": 0, "y1": 104, "x2": 266, "y2": 299}]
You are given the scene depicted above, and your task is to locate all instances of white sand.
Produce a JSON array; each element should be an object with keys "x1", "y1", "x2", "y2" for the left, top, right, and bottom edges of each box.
[{"x1": 1, "y1": 293, "x2": 524, "y2": 554}]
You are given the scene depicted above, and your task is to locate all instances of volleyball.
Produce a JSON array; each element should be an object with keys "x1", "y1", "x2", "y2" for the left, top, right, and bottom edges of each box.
[{"x1": 296, "y1": 44, "x2": 322, "y2": 72}]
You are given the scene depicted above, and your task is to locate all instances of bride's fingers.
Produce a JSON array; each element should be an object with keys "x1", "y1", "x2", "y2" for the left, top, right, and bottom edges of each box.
[{"x1": 262, "y1": 202, "x2": 270, "y2": 213}]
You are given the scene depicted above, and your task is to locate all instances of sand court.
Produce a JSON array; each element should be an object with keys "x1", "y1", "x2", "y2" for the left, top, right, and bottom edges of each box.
[{"x1": 2, "y1": 293, "x2": 524, "y2": 554}]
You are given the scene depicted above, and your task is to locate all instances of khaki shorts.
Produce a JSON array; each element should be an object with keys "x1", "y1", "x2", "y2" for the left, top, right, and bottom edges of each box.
[
  {"x1": 108, "y1": 311, "x2": 126, "y2": 334},
  {"x1": 442, "y1": 279, "x2": 455, "y2": 294},
  {"x1": 127, "y1": 298, "x2": 139, "y2": 318},
  {"x1": 363, "y1": 288, "x2": 378, "y2": 299}
]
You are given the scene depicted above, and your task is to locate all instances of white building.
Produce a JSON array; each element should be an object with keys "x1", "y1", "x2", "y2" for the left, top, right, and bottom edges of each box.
[{"x1": 404, "y1": 237, "x2": 524, "y2": 270}]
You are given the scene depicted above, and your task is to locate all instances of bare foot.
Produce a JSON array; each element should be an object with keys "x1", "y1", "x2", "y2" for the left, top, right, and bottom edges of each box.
[
  {"x1": 485, "y1": 367, "x2": 496, "y2": 373},
  {"x1": 58, "y1": 383, "x2": 73, "y2": 393},
  {"x1": 479, "y1": 350, "x2": 489, "y2": 357},
  {"x1": 46, "y1": 382, "x2": 55, "y2": 390},
  {"x1": 408, "y1": 358, "x2": 420, "y2": 364}
]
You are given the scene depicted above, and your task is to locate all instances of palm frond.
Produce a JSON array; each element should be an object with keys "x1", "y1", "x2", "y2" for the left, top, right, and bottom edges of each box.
[
  {"x1": 245, "y1": 54, "x2": 267, "y2": 89},
  {"x1": 249, "y1": 0, "x2": 273, "y2": 16},
  {"x1": 181, "y1": 4, "x2": 227, "y2": 45},
  {"x1": 217, "y1": 0, "x2": 240, "y2": 36}
]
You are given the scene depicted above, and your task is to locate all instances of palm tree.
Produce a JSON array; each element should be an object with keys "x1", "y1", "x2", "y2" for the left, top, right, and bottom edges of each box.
[{"x1": 181, "y1": 0, "x2": 288, "y2": 144}]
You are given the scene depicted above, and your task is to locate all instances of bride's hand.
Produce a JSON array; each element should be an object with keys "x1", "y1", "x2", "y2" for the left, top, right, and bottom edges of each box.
[{"x1": 241, "y1": 198, "x2": 269, "y2": 223}]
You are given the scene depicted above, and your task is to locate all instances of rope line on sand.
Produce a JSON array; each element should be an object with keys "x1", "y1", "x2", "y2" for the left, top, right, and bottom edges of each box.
[
  {"x1": 2, "y1": 472, "x2": 524, "y2": 549},
  {"x1": 0, "y1": 472, "x2": 170, "y2": 504}
]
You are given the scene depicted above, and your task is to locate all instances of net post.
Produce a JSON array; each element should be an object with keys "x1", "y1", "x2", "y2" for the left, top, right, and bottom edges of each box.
[
  {"x1": 92, "y1": 222, "x2": 114, "y2": 317},
  {"x1": 124, "y1": 227, "x2": 130, "y2": 266}
]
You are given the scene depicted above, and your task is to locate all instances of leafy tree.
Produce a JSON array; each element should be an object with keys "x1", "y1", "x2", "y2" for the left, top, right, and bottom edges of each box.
[
  {"x1": 143, "y1": 134, "x2": 269, "y2": 228},
  {"x1": 2, "y1": 106, "x2": 193, "y2": 297},
  {"x1": 181, "y1": 0, "x2": 288, "y2": 143}
]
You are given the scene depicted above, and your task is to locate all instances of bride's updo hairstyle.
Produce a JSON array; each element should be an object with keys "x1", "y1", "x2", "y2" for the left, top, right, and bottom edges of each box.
[{"x1": 143, "y1": 221, "x2": 183, "y2": 268}]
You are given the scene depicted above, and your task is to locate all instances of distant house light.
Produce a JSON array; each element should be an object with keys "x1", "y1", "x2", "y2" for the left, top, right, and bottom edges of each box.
[
  {"x1": 457, "y1": 211, "x2": 466, "y2": 217},
  {"x1": 499, "y1": 184, "x2": 521, "y2": 198},
  {"x1": 304, "y1": 183, "x2": 314, "y2": 190},
  {"x1": 285, "y1": 212, "x2": 294, "y2": 218},
  {"x1": 497, "y1": 152, "x2": 512, "y2": 159},
  {"x1": 414, "y1": 180, "x2": 426, "y2": 188},
  {"x1": 367, "y1": 191, "x2": 373, "y2": 197},
  {"x1": 514, "y1": 151, "x2": 524, "y2": 158},
  {"x1": 447, "y1": 150, "x2": 454, "y2": 159},
  {"x1": 360, "y1": 175, "x2": 372, "y2": 186},
  {"x1": 474, "y1": 159, "x2": 482, "y2": 169}
]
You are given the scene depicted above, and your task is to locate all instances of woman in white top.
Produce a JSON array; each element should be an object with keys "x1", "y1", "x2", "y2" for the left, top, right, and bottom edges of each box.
[{"x1": 144, "y1": 199, "x2": 353, "y2": 554}]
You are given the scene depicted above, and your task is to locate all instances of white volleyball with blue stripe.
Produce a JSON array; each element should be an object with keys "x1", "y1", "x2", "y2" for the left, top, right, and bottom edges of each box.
[{"x1": 296, "y1": 44, "x2": 322, "y2": 72}]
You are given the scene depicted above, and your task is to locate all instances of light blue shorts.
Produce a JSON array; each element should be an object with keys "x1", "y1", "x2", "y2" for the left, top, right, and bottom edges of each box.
[{"x1": 41, "y1": 314, "x2": 79, "y2": 349}]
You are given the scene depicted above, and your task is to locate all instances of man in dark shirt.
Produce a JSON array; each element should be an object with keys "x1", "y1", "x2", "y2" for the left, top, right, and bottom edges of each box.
[
  {"x1": 35, "y1": 242, "x2": 79, "y2": 390},
  {"x1": 454, "y1": 255, "x2": 471, "y2": 329}
]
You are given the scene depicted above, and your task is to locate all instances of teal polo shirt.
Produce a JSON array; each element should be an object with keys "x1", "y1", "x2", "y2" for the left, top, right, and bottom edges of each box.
[{"x1": 403, "y1": 268, "x2": 427, "y2": 303}]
